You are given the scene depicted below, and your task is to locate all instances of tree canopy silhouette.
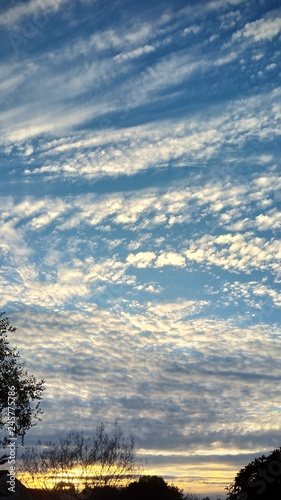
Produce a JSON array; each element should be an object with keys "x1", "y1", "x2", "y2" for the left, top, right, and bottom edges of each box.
[
  {"x1": 0, "y1": 312, "x2": 44, "y2": 447},
  {"x1": 124, "y1": 475, "x2": 185, "y2": 500},
  {"x1": 226, "y1": 447, "x2": 281, "y2": 500}
]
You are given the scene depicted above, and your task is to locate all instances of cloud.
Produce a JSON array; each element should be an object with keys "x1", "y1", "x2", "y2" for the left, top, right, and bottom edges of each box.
[
  {"x1": 255, "y1": 210, "x2": 281, "y2": 231},
  {"x1": 85, "y1": 257, "x2": 133, "y2": 285},
  {"x1": 10, "y1": 306, "x2": 281, "y2": 465},
  {"x1": 214, "y1": 51, "x2": 238, "y2": 65},
  {"x1": 0, "y1": 1, "x2": 280, "y2": 496},
  {"x1": 156, "y1": 252, "x2": 186, "y2": 267},
  {"x1": 146, "y1": 300, "x2": 209, "y2": 319},
  {"x1": 266, "y1": 63, "x2": 277, "y2": 71},
  {"x1": 207, "y1": 0, "x2": 245, "y2": 10},
  {"x1": 0, "y1": 8, "x2": 279, "y2": 153},
  {"x1": 0, "y1": 0, "x2": 65, "y2": 28},
  {"x1": 219, "y1": 9, "x2": 242, "y2": 30},
  {"x1": 127, "y1": 252, "x2": 156, "y2": 268},
  {"x1": 1, "y1": 167, "x2": 280, "y2": 303},
  {"x1": 5, "y1": 84, "x2": 274, "y2": 181},
  {"x1": 87, "y1": 23, "x2": 155, "y2": 53},
  {"x1": 185, "y1": 233, "x2": 281, "y2": 276},
  {"x1": 233, "y1": 16, "x2": 281, "y2": 42},
  {"x1": 114, "y1": 44, "x2": 155, "y2": 61},
  {"x1": 218, "y1": 279, "x2": 281, "y2": 310},
  {"x1": 0, "y1": 220, "x2": 32, "y2": 264}
]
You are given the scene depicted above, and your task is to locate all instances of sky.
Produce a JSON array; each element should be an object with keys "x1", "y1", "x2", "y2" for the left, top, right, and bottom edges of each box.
[{"x1": 0, "y1": 0, "x2": 281, "y2": 497}]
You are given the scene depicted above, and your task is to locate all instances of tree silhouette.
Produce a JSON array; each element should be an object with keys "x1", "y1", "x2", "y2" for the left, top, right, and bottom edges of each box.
[
  {"x1": 123, "y1": 475, "x2": 187, "y2": 500},
  {"x1": 0, "y1": 312, "x2": 44, "y2": 447},
  {"x1": 20, "y1": 421, "x2": 140, "y2": 493},
  {"x1": 226, "y1": 447, "x2": 281, "y2": 499}
]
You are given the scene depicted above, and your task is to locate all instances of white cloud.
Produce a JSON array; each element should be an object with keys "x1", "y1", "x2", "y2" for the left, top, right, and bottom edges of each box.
[
  {"x1": 183, "y1": 25, "x2": 200, "y2": 35},
  {"x1": 219, "y1": 10, "x2": 241, "y2": 30},
  {"x1": 10, "y1": 85, "x2": 277, "y2": 182},
  {"x1": 1, "y1": 168, "x2": 280, "y2": 285},
  {"x1": 0, "y1": 220, "x2": 31, "y2": 263},
  {"x1": 147, "y1": 300, "x2": 209, "y2": 320},
  {"x1": 207, "y1": 0, "x2": 245, "y2": 9},
  {"x1": 29, "y1": 201, "x2": 68, "y2": 229},
  {"x1": 24, "y1": 145, "x2": 34, "y2": 156},
  {"x1": 184, "y1": 231, "x2": 281, "y2": 276},
  {"x1": 233, "y1": 16, "x2": 281, "y2": 42},
  {"x1": 156, "y1": 252, "x2": 186, "y2": 267},
  {"x1": 127, "y1": 252, "x2": 156, "y2": 268},
  {"x1": 28, "y1": 125, "x2": 221, "y2": 179},
  {"x1": 0, "y1": 0, "x2": 66, "y2": 28},
  {"x1": 114, "y1": 44, "x2": 155, "y2": 61},
  {"x1": 83, "y1": 258, "x2": 137, "y2": 289},
  {"x1": 266, "y1": 63, "x2": 277, "y2": 71},
  {"x1": 219, "y1": 280, "x2": 281, "y2": 309},
  {"x1": 252, "y1": 53, "x2": 264, "y2": 61},
  {"x1": 89, "y1": 24, "x2": 154, "y2": 52},
  {"x1": 214, "y1": 51, "x2": 238, "y2": 65},
  {"x1": 0, "y1": 267, "x2": 90, "y2": 309},
  {"x1": 255, "y1": 211, "x2": 281, "y2": 231},
  {"x1": 0, "y1": 17, "x2": 279, "y2": 150}
]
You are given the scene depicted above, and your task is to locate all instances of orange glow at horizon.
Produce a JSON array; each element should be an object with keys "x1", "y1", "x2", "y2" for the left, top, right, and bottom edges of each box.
[
  {"x1": 18, "y1": 464, "x2": 138, "y2": 492},
  {"x1": 18, "y1": 461, "x2": 236, "y2": 497}
]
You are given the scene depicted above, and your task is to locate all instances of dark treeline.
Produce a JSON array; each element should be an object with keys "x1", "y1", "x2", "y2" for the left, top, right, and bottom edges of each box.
[{"x1": 30, "y1": 476, "x2": 202, "y2": 500}]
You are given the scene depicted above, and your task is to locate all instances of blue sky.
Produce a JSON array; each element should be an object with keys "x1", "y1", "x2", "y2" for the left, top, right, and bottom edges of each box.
[{"x1": 0, "y1": 0, "x2": 281, "y2": 497}]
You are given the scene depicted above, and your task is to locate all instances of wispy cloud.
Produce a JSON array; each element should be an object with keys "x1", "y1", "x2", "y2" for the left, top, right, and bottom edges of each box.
[{"x1": 0, "y1": 0, "x2": 66, "y2": 28}]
